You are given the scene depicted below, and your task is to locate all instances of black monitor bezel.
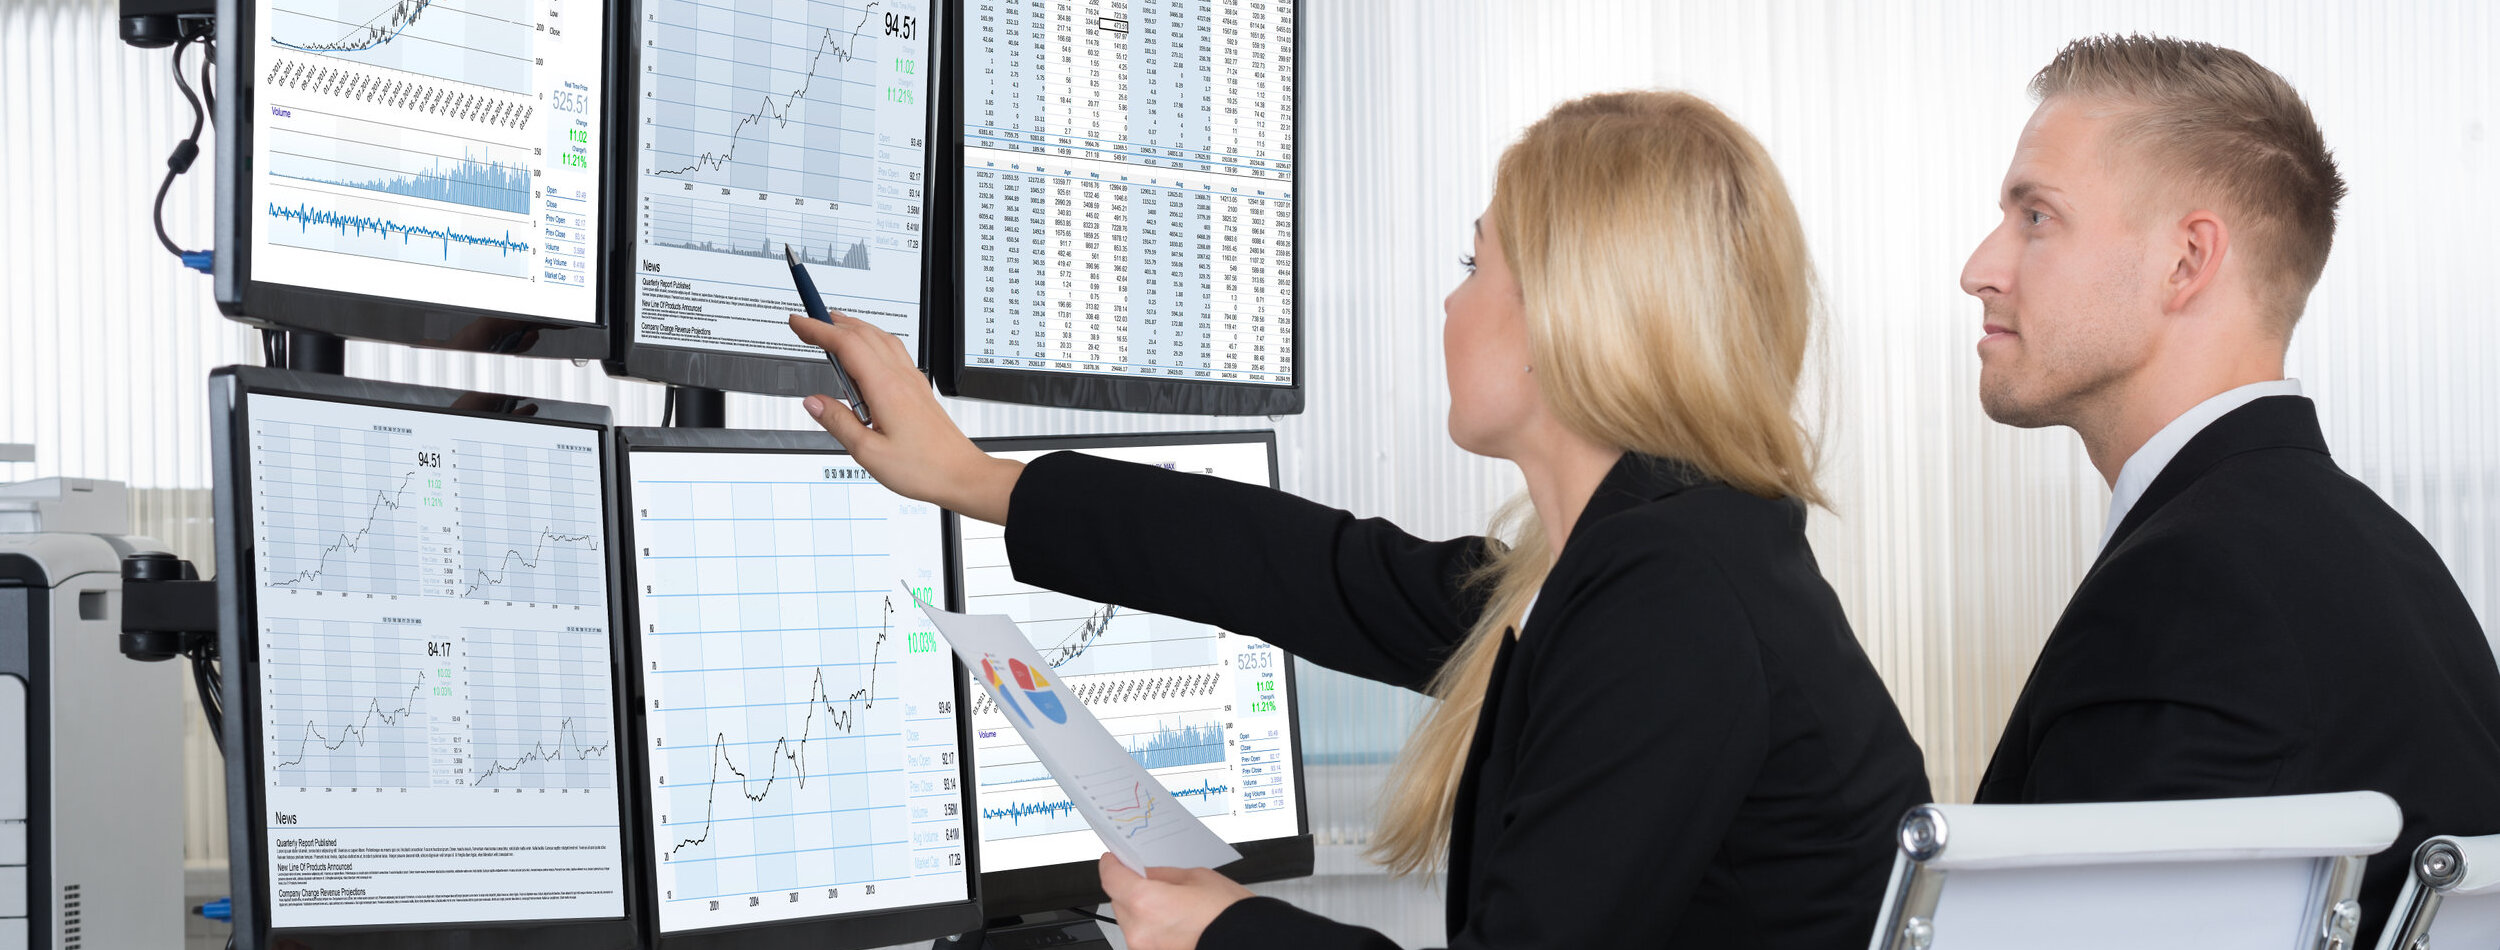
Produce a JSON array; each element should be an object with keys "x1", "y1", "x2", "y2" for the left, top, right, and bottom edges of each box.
[
  {"x1": 601, "y1": 1, "x2": 951, "y2": 396},
  {"x1": 210, "y1": 0, "x2": 621, "y2": 359},
  {"x1": 209, "y1": 365, "x2": 643, "y2": 950},
  {"x1": 612, "y1": 426, "x2": 984, "y2": 948},
  {"x1": 933, "y1": 0, "x2": 1306, "y2": 416},
  {"x1": 962, "y1": 430, "x2": 1313, "y2": 917}
]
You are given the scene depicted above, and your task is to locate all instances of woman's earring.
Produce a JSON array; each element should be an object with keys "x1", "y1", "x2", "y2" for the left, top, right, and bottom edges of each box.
[{"x1": 1524, "y1": 365, "x2": 1533, "y2": 373}]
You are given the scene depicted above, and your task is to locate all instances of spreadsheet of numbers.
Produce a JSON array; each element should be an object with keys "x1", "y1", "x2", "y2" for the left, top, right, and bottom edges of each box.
[{"x1": 961, "y1": 1, "x2": 1295, "y2": 385}]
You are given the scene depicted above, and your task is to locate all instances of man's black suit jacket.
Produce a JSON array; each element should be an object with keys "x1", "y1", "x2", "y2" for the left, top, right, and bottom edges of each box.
[{"x1": 1976, "y1": 395, "x2": 2500, "y2": 946}]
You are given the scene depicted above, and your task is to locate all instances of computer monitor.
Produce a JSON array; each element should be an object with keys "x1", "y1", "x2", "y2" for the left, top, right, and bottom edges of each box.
[
  {"x1": 615, "y1": 427, "x2": 980, "y2": 949},
  {"x1": 212, "y1": 0, "x2": 615, "y2": 358},
  {"x1": 938, "y1": 0, "x2": 1304, "y2": 415},
  {"x1": 962, "y1": 431, "x2": 1310, "y2": 916},
  {"x1": 208, "y1": 366, "x2": 639, "y2": 950},
  {"x1": 605, "y1": 0, "x2": 947, "y2": 395}
]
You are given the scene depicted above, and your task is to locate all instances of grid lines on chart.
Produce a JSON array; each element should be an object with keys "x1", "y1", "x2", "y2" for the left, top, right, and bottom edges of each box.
[
  {"x1": 256, "y1": 418, "x2": 427, "y2": 596},
  {"x1": 263, "y1": 617, "x2": 433, "y2": 788},
  {"x1": 267, "y1": 0, "x2": 538, "y2": 95},
  {"x1": 457, "y1": 438, "x2": 605, "y2": 605},
  {"x1": 466, "y1": 625, "x2": 618, "y2": 789},
  {"x1": 641, "y1": 0, "x2": 889, "y2": 201},
  {"x1": 638, "y1": 476, "x2": 919, "y2": 903}
]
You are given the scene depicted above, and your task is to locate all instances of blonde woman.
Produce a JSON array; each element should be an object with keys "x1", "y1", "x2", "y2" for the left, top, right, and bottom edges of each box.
[{"x1": 788, "y1": 92, "x2": 1929, "y2": 949}]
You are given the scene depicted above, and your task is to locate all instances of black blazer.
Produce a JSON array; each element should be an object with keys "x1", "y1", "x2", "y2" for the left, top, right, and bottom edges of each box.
[
  {"x1": 1976, "y1": 396, "x2": 2500, "y2": 946},
  {"x1": 1006, "y1": 451, "x2": 1931, "y2": 949}
]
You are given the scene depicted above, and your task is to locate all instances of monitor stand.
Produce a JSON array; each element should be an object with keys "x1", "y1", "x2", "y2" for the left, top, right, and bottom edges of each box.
[
  {"x1": 935, "y1": 909, "x2": 1115, "y2": 950},
  {"x1": 277, "y1": 329, "x2": 345, "y2": 375},
  {"x1": 668, "y1": 386, "x2": 725, "y2": 429}
]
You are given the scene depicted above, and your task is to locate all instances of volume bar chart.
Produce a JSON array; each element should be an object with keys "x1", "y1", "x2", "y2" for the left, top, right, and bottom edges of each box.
[{"x1": 264, "y1": 108, "x2": 536, "y2": 213}]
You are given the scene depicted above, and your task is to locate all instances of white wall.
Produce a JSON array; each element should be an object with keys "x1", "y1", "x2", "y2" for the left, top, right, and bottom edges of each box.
[{"x1": 4, "y1": 4, "x2": 2494, "y2": 930}]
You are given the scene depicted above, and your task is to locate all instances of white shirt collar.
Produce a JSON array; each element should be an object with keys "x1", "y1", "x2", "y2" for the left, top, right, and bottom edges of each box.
[{"x1": 2099, "y1": 379, "x2": 2304, "y2": 552}]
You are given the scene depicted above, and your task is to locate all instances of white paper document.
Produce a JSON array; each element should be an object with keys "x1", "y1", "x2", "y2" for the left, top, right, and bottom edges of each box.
[{"x1": 913, "y1": 598, "x2": 1242, "y2": 874}]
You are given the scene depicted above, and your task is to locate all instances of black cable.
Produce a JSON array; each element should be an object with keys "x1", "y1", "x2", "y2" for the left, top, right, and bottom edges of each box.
[
  {"x1": 200, "y1": 647, "x2": 222, "y2": 712},
  {"x1": 152, "y1": 32, "x2": 205, "y2": 259},
  {"x1": 198, "y1": 31, "x2": 215, "y2": 117},
  {"x1": 152, "y1": 27, "x2": 215, "y2": 265},
  {"x1": 190, "y1": 650, "x2": 223, "y2": 753},
  {"x1": 1066, "y1": 907, "x2": 1117, "y2": 926},
  {"x1": 662, "y1": 386, "x2": 678, "y2": 427},
  {"x1": 193, "y1": 652, "x2": 221, "y2": 743},
  {"x1": 261, "y1": 328, "x2": 286, "y2": 367}
]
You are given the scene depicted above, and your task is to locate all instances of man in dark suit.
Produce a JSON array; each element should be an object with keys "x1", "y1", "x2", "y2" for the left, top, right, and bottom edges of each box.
[{"x1": 1958, "y1": 35, "x2": 2500, "y2": 946}]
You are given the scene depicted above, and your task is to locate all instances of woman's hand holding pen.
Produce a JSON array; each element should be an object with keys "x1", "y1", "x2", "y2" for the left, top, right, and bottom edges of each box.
[{"x1": 788, "y1": 313, "x2": 1022, "y2": 524}]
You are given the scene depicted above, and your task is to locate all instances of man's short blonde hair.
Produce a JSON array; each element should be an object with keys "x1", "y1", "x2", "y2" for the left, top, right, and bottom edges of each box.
[{"x1": 2032, "y1": 35, "x2": 2346, "y2": 332}]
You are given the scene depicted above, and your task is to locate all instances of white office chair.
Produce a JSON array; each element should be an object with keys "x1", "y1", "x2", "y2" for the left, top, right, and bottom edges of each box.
[
  {"x1": 1866, "y1": 791, "x2": 2401, "y2": 950},
  {"x1": 2375, "y1": 833, "x2": 2500, "y2": 949}
]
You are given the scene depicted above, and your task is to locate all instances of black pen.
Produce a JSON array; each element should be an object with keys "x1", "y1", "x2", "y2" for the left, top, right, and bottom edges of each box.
[{"x1": 785, "y1": 244, "x2": 873, "y2": 426}]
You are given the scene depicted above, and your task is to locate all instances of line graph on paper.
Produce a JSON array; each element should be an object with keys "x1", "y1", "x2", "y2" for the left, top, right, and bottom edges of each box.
[
  {"x1": 254, "y1": 417, "x2": 454, "y2": 597},
  {"x1": 455, "y1": 438, "x2": 604, "y2": 606},
  {"x1": 262, "y1": 618, "x2": 434, "y2": 788},
  {"x1": 464, "y1": 625, "x2": 616, "y2": 789},
  {"x1": 267, "y1": 0, "x2": 536, "y2": 94}
]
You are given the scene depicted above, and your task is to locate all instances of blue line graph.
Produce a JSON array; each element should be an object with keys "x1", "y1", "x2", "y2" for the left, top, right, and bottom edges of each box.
[
  {"x1": 980, "y1": 780, "x2": 1232, "y2": 829},
  {"x1": 267, "y1": 0, "x2": 535, "y2": 94},
  {"x1": 267, "y1": 201, "x2": 534, "y2": 277},
  {"x1": 980, "y1": 798, "x2": 1077, "y2": 825}
]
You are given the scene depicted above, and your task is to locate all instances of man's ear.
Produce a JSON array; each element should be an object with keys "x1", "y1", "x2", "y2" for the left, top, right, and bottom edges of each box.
[{"x1": 2164, "y1": 210, "x2": 2231, "y2": 314}]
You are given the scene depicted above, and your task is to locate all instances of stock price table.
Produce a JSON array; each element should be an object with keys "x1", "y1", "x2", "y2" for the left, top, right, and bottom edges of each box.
[{"x1": 960, "y1": 1, "x2": 1295, "y2": 386}]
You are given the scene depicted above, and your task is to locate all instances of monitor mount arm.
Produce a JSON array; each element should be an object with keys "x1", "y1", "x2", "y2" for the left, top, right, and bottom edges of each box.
[{"x1": 117, "y1": 552, "x2": 225, "y2": 752}]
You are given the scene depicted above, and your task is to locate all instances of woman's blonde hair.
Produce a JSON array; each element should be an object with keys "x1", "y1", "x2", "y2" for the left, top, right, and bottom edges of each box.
[{"x1": 1367, "y1": 90, "x2": 1824, "y2": 876}]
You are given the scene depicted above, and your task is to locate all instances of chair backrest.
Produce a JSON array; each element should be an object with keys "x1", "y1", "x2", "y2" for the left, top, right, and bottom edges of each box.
[
  {"x1": 1866, "y1": 791, "x2": 2402, "y2": 950},
  {"x1": 2374, "y1": 833, "x2": 2500, "y2": 950}
]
